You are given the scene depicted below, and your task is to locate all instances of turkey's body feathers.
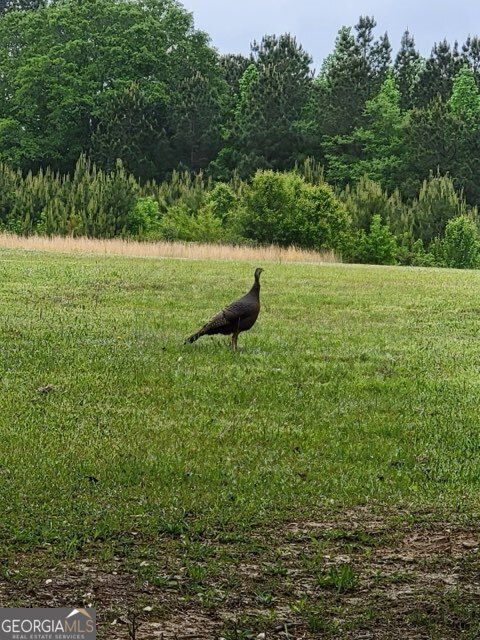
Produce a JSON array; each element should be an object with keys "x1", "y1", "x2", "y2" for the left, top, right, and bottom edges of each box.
[{"x1": 186, "y1": 274, "x2": 261, "y2": 345}]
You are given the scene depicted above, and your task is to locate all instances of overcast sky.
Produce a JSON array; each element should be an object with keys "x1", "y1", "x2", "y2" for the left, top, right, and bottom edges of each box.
[{"x1": 181, "y1": 0, "x2": 480, "y2": 69}]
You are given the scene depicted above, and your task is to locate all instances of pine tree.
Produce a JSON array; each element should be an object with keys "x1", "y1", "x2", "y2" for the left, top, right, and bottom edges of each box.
[
  {"x1": 316, "y1": 27, "x2": 368, "y2": 136},
  {"x1": 461, "y1": 36, "x2": 480, "y2": 81},
  {"x1": 220, "y1": 54, "x2": 251, "y2": 93},
  {"x1": 357, "y1": 73, "x2": 405, "y2": 190},
  {"x1": 402, "y1": 98, "x2": 456, "y2": 198},
  {"x1": 102, "y1": 160, "x2": 139, "y2": 237},
  {"x1": 325, "y1": 73, "x2": 405, "y2": 191},
  {"x1": 410, "y1": 174, "x2": 471, "y2": 245},
  {"x1": 219, "y1": 54, "x2": 251, "y2": 141},
  {"x1": 340, "y1": 175, "x2": 406, "y2": 232},
  {"x1": 316, "y1": 15, "x2": 392, "y2": 176},
  {"x1": 447, "y1": 66, "x2": 480, "y2": 205},
  {"x1": 225, "y1": 34, "x2": 313, "y2": 177},
  {"x1": 394, "y1": 30, "x2": 423, "y2": 110},
  {"x1": 0, "y1": 162, "x2": 20, "y2": 227},
  {"x1": 355, "y1": 16, "x2": 391, "y2": 81},
  {"x1": 449, "y1": 66, "x2": 480, "y2": 127},
  {"x1": 315, "y1": 17, "x2": 391, "y2": 140},
  {"x1": 416, "y1": 39, "x2": 462, "y2": 106},
  {"x1": 171, "y1": 70, "x2": 224, "y2": 173},
  {"x1": 92, "y1": 82, "x2": 170, "y2": 181}
]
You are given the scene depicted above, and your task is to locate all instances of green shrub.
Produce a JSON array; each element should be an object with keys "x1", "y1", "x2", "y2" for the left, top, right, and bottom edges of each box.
[
  {"x1": 395, "y1": 232, "x2": 416, "y2": 265},
  {"x1": 238, "y1": 171, "x2": 298, "y2": 246},
  {"x1": 297, "y1": 182, "x2": 351, "y2": 250},
  {"x1": 395, "y1": 234, "x2": 444, "y2": 267},
  {"x1": 158, "y1": 204, "x2": 191, "y2": 241},
  {"x1": 192, "y1": 207, "x2": 227, "y2": 243},
  {"x1": 427, "y1": 238, "x2": 447, "y2": 267},
  {"x1": 238, "y1": 170, "x2": 349, "y2": 250},
  {"x1": 442, "y1": 215, "x2": 479, "y2": 269},
  {"x1": 206, "y1": 183, "x2": 236, "y2": 221},
  {"x1": 412, "y1": 251, "x2": 438, "y2": 268},
  {"x1": 128, "y1": 196, "x2": 161, "y2": 237},
  {"x1": 160, "y1": 204, "x2": 225, "y2": 243},
  {"x1": 358, "y1": 214, "x2": 398, "y2": 265},
  {"x1": 407, "y1": 238, "x2": 431, "y2": 266}
]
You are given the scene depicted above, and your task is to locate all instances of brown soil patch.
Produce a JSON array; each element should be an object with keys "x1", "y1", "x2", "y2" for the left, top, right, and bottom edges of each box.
[{"x1": 1, "y1": 510, "x2": 479, "y2": 639}]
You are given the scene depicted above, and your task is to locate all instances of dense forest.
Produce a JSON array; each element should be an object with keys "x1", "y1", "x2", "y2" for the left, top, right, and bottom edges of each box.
[{"x1": 2, "y1": 0, "x2": 480, "y2": 267}]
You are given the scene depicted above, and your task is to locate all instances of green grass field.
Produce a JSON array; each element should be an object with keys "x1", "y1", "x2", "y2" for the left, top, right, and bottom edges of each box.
[{"x1": 1, "y1": 248, "x2": 479, "y2": 638}]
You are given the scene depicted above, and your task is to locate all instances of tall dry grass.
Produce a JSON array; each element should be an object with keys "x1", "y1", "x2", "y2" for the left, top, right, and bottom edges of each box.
[{"x1": 0, "y1": 233, "x2": 339, "y2": 265}]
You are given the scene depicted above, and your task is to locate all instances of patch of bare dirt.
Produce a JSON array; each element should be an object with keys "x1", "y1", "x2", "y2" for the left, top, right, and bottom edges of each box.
[{"x1": 1, "y1": 509, "x2": 479, "y2": 639}]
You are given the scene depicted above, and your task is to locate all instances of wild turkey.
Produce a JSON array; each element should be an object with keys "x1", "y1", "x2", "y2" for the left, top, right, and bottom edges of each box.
[{"x1": 185, "y1": 267, "x2": 264, "y2": 350}]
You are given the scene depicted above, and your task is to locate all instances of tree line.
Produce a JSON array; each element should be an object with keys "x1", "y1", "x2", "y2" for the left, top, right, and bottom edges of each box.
[{"x1": 1, "y1": 0, "x2": 480, "y2": 267}]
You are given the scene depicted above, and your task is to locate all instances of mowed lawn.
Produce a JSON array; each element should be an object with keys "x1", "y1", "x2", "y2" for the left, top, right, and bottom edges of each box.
[
  {"x1": 0, "y1": 252, "x2": 480, "y2": 547},
  {"x1": 1, "y1": 248, "x2": 480, "y2": 554}
]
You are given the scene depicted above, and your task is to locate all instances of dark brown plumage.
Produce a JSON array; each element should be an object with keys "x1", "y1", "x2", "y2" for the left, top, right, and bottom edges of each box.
[{"x1": 185, "y1": 267, "x2": 264, "y2": 350}]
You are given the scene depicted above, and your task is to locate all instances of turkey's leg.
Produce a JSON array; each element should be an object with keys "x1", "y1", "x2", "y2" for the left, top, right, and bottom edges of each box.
[{"x1": 231, "y1": 333, "x2": 239, "y2": 351}]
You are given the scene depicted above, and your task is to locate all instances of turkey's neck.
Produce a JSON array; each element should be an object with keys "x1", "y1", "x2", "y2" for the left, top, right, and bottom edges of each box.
[{"x1": 251, "y1": 277, "x2": 260, "y2": 296}]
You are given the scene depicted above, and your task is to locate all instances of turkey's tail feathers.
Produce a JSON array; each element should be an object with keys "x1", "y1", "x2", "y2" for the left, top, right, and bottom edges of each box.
[{"x1": 185, "y1": 329, "x2": 204, "y2": 344}]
